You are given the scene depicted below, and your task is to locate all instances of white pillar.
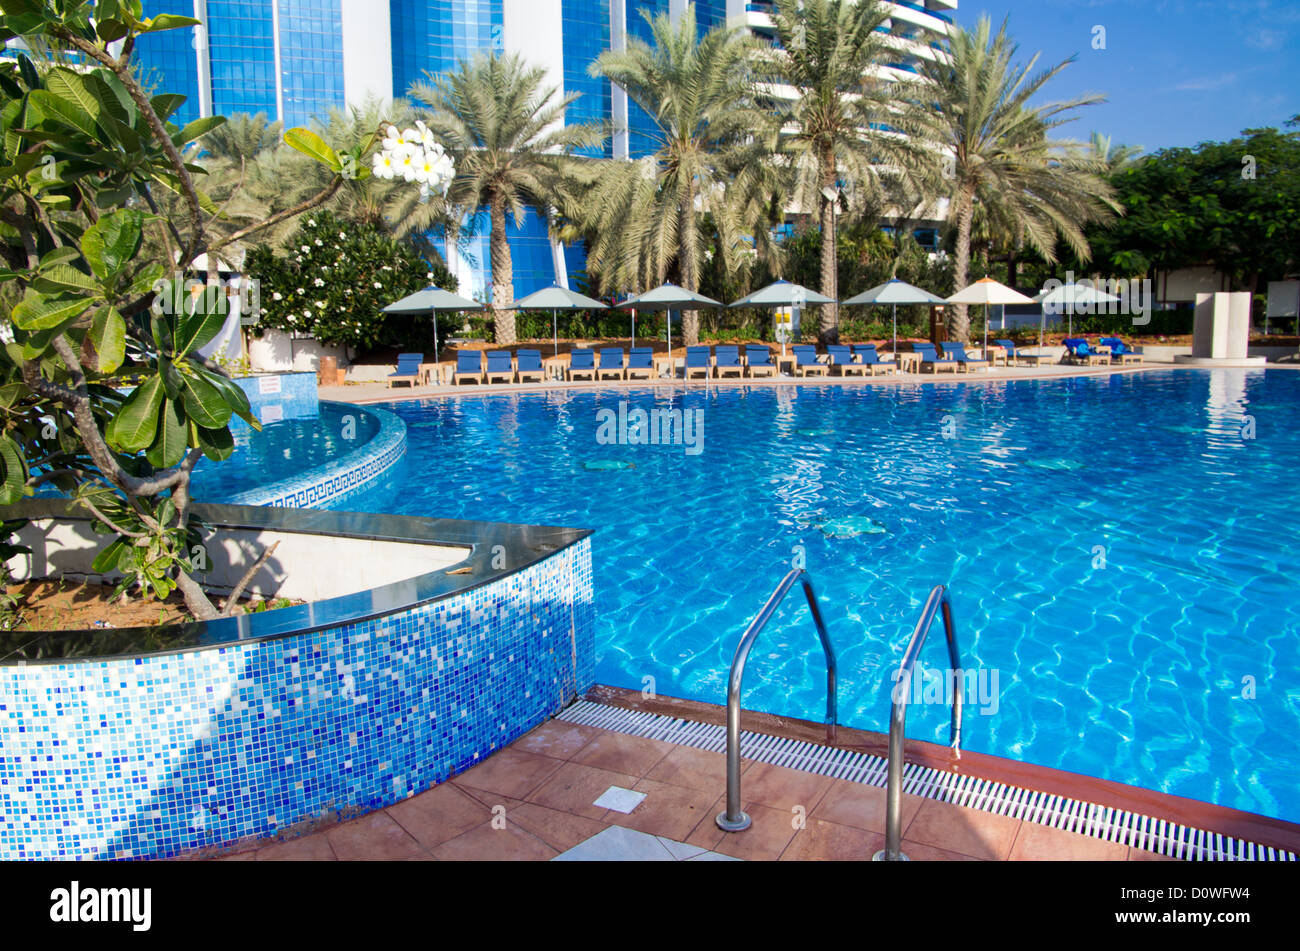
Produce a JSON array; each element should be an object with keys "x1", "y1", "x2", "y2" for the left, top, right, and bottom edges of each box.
[
  {"x1": 193, "y1": 0, "x2": 213, "y2": 119},
  {"x1": 341, "y1": 0, "x2": 394, "y2": 105},
  {"x1": 611, "y1": 0, "x2": 629, "y2": 159}
]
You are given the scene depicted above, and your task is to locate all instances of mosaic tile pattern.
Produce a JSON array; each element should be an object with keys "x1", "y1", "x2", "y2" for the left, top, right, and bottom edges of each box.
[
  {"x1": 0, "y1": 538, "x2": 594, "y2": 860},
  {"x1": 221, "y1": 403, "x2": 407, "y2": 510}
]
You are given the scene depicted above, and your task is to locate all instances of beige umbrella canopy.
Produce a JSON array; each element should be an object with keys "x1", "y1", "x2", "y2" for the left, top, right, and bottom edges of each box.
[{"x1": 947, "y1": 278, "x2": 1037, "y2": 359}]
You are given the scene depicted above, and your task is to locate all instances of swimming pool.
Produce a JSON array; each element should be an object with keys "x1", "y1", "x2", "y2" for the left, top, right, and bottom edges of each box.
[{"x1": 344, "y1": 369, "x2": 1299, "y2": 821}]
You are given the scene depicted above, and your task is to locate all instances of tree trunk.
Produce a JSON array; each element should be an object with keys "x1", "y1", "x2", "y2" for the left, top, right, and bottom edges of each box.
[
  {"x1": 818, "y1": 168, "x2": 839, "y2": 345},
  {"x1": 949, "y1": 186, "x2": 976, "y2": 342},
  {"x1": 680, "y1": 190, "x2": 700, "y2": 347},
  {"x1": 489, "y1": 194, "x2": 516, "y2": 345}
]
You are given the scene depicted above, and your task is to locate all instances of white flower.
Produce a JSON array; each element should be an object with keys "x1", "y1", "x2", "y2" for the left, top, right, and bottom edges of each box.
[
  {"x1": 308, "y1": 218, "x2": 316, "y2": 227},
  {"x1": 272, "y1": 292, "x2": 283, "y2": 301},
  {"x1": 382, "y1": 125, "x2": 402, "y2": 151},
  {"x1": 296, "y1": 288, "x2": 305, "y2": 295},
  {"x1": 373, "y1": 151, "x2": 398, "y2": 180},
  {"x1": 314, "y1": 277, "x2": 325, "y2": 287},
  {"x1": 301, "y1": 245, "x2": 310, "y2": 253},
  {"x1": 315, "y1": 301, "x2": 326, "y2": 309},
  {"x1": 339, "y1": 232, "x2": 347, "y2": 240},
  {"x1": 315, "y1": 239, "x2": 324, "y2": 247}
]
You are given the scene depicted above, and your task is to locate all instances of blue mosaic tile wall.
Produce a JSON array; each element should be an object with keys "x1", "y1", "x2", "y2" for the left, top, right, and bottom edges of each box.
[{"x1": 0, "y1": 537, "x2": 594, "y2": 860}]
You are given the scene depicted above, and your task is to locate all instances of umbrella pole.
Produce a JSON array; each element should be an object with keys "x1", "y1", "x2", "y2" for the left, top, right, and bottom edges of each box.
[
  {"x1": 553, "y1": 309, "x2": 558, "y2": 358},
  {"x1": 667, "y1": 310, "x2": 672, "y2": 374},
  {"x1": 632, "y1": 308, "x2": 636, "y2": 349},
  {"x1": 892, "y1": 304, "x2": 898, "y2": 374},
  {"x1": 432, "y1": 307, "x2": 439, "y2": 363},
  {"x1": 983, "y1": 304, "x2": 989, "y2": 370}
]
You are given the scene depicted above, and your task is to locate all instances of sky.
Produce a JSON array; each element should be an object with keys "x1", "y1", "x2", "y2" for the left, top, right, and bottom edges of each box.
[{"x1": 953, "y1": 0, "x2": 1299, "y2": 153}]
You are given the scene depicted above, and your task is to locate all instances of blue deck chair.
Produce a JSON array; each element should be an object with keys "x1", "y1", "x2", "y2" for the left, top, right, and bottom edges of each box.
[
  {"x1": 941, "y1": 341, "x2": 989, "y2": 372},
  {"x1": 792, "y1": 344, "x2": 826, "y2": 377},
  {"x1": 827, "y1": 344, "x2": 866, "y2": 376},
  {"x1": 485, "y1": 350, "x2": 515, "y2": 384},
  {"x1": 516, "y1": 349, "x2": 544, "y2": 382},
  {"x1": 995, "y1": 339, "x2": 1022, "y2": 365},
  {"x1": 388, "y1": 352, "x2": 423, "y2": 388},
  {"x1": 685, "y1": 346, "x2": 712, "y2": 380},
  {"x1": 567, "y1": 348, "x2": 596, "y2": 381},
  {"x1": 915, "y1": 342, "x2": 959, "y2": 374},
  {"x1": 854, "y1": 344, "x2": 893, "y2": 376},
  {"x1": 1064, "y1": 338, "x2": 1108, "y2": 366},
  {"x1": 745, "y1": 344, "x2": 776, "y2": 378},
  {"x1": 626, "y1": 347, "x2": 654, "y2": 380},
  {"x1": 598, "y1": 347, "x2": 626, "y2": 380},
  {"x1": 714, "y1": 345, "x2": 743, "y2": 378},
  {"x1": 1099, "y1": 337, "x2": 1143, "y2": 364},
  {"x1": 452, "y1": 350, "x2": 482, "y2": 385}
]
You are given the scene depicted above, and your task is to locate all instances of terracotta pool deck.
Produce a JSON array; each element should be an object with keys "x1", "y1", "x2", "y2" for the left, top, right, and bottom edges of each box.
[{"x1": 199, "y1": 688, "x2": 1299, "y2": 862}]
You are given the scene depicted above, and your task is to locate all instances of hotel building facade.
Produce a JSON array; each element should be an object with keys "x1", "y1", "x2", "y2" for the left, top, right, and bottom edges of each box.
[{"x1": 130, "y1": 0, "x2": 958, "y2": 298}]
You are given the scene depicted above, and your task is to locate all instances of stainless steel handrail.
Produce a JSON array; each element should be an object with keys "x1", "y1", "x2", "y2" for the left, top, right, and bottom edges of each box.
[
  {"x1": 872, "y1": 584, "x2": 963, "y2": 861},
  {"x1": 716, "y1": 568, "x2": 837, "y2": 833}
]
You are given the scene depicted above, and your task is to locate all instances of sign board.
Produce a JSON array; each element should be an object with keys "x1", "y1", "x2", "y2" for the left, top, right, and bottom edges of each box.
[
  {"x1": 261, "y1": 404, "x2": 284, "y2": 424},
  {"x1": 258, "y1": 375, "x2": 282, "y2": 395},
  {"x1": 774, "y1": 307, "x2": 801, "y2": 345}
]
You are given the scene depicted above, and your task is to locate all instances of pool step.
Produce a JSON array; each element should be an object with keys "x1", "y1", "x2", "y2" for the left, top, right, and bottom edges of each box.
[{"x1": 557, "y1": 698, "x2": 1297, "y2": 862}]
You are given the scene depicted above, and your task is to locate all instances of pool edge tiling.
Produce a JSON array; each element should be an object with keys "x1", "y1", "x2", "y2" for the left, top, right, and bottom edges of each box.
[
  {"x1": 220, "y1": 401, "x2": 408, "y2": 510},
  {"x1": 0, "y1": 510, "x2": 595, "y2": 861}
]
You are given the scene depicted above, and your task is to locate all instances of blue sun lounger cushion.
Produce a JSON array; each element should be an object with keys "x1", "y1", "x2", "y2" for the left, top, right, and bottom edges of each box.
[
  {"x1": 685, "y1": 346, "x2": 712, "y2": 379},
  {"x1": 714, "y1": 344, "x2": 743, "y2": 378},
  {"x1": 389, "y1": 352, "x2": 423, "y2": 388}
]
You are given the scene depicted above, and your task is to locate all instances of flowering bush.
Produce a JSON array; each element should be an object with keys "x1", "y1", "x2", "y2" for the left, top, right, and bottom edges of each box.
[{"x1": 246, "y1": 213, "x2": 456, "y2": 352}]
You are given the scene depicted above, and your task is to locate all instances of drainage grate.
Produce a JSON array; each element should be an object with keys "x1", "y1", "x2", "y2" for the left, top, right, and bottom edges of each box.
[{"x1": 558, "y1": 699, "x2": 1296, "y2": 862}]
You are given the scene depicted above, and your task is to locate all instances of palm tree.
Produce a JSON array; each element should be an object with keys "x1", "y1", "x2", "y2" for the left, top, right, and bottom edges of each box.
[
  {"x1": 405, "y1": 53, "x2": 603, "y2": 344},
  {"x1": 766, "y1": 0, "x2": 931, "y2": 344},
  {"x1": 585, "y1": 7, "x2": 770, "y2": 346},
  {"x1": 904, "y1": 16, "x2": 1120, "y2": 341}
]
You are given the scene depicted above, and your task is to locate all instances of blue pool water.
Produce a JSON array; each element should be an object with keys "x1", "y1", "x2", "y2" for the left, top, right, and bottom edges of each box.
[{"x1": 347, "y1": 370, "x2": 1296, "y2": 820}]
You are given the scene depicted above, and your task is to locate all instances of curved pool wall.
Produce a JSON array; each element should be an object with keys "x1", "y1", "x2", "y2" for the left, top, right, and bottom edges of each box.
[
  {"x1": 0, "y1": 501, "x2": 594, "y2": 860},
  {"x1": 205, "y1": 373, "x2": 407, "y2": 510}
]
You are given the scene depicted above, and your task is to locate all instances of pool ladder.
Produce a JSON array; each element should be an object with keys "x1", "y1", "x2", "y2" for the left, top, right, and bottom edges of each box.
[
  {"x1": 715, "y1": 568, "x2": 837, "y2": 833},
  {"x1": 715, "y1": 575, "x2": 964, "y2": 863},
  {"x1": 872, "y1": 585, "x2": 964, "y2": 861}
]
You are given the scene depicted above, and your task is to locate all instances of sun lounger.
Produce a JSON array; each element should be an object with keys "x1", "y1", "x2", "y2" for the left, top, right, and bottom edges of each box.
[
  {"x1": 389, "y1": 352, "x2": 423, "y2": 388},
  {"x1": 626, "y1": 347, "x2": 654, "y2": 380},
  {"x1": 941, "y1": 341, "x2": 990, "y2": 372},
  {"x1": 1063, "y1": 338, "x2": 1109, "y2": 366},
  {"x1": 685, "y1": 346, "x2": 712, "y2": 380},
  {"x1": 452, "y1": 350, "x2": 483, "y2": 385},
  {"x1": 827, "y1": 344, "x2": 867, "y2": 376},
  {"x1": 714, "y1": 345, "x2": 744, "y2": 379},
  {"x1": 745, "y1": 344, "x2": 776, "y2": 378},
  {"x1": 598, "y1": 347, "x2": 625, "y2": 380},
  {"x1": 915, "y1": 342, "x2": 959, "y2": 374},
  {"x1": 1099, "y1": 337, "x2": 1143, "y2": 365},
  {"x1": 853, "y1": 344, "x2": 894, "y2": 376},
  {"x1": 568, "y1": 348, "x2": 597, "y2": 381},
  {"x1": 792, "y1": 345, "x2": 827, "y2": 377},
  {"x1": 485, "y1": 350, "x2": 515, "y2": 384},
  {"x1": 995, "y1": 339, "x2": 1026, "y2": 366},
  {"x1": 516, "y1": 349, "x2": 544, "y2": 382}
]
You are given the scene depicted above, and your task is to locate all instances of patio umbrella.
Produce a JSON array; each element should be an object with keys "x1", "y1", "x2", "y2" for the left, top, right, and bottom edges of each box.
[
  {"x1": 730, "y1": 280, "x2": 836, "y2": 358},
  {"x1": 947, "y1": 278, "x2": 1036, "y2": 363},
  {"x1": 617, "y1": 283, "x2": 725, "y2": 357},
  {"x1": 509, "y1": 285, "x2": 608, "y2": 357},
  {"x1": 382, "y1": 286, "x2": 483, "y2": 361},
  {"x1": 842, "y1": 278, "x2": 947, "y2": 361},
  {"x1": 1034, "y1": 282, "x2": 1122, "y2": 343}
]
